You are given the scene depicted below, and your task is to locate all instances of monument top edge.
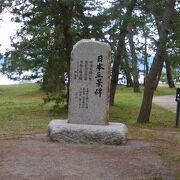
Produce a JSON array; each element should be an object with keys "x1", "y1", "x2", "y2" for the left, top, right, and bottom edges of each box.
[{"x1": 72, "y1": 39, "x2": 111, "y2": 51}]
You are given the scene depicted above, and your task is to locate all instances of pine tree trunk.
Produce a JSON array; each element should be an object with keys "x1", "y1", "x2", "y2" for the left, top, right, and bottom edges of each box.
[
  {"x1": 154, "y1": 64, "x2": 163, "y2": 90},
  {"x1": 62, "y1": 3, "x2": 74, "y2": 105},
  {"x1": 166, "y1": 59, "x2": 175, "y2": 88},
  {"x1": 41, "y1": 73, "x2": 48, "y2": 90},
  {"x1": 128, "y1": 23, "x2": 140, "y2": 92},
  {"x1": 143, "y1": 35, "x2": 149, "y2": 85},
  {"x1": 154, "y1": 13, "x2": 175, "y2": 90},
  {"x1": 121, "y1": 43, "x2": 133, "y2": 87},
  {"x1": 110, "y1": 0, "x2": 137, "y2": 105},
  {"x1": 121, "y1": 58, "x2": 133, "y2": 87},
  {"x1": 137, "y1": 0, "x2": 176, "y2": 123},
  {"x1": 124, "y1": 50, "x2": 133, "y2": 87}
]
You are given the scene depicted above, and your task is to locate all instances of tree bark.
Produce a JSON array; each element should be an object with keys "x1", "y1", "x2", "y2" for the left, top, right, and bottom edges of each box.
[
  {"x1": 154, "y1": 55, "x2": 175, "y2": 90},
  {"x1": 153, "y1": 13, "x2": 164, "y2": 90},
  {"x1": 128, "y1": 23, "x2": 140, "y2": 92},
  {"x1": 123, "y1": 49, "x2": 133, "y2": 87},
  {"x1": 165, "y1": 58, "x2": 175, "y2": 88},
  {"x1": 143, "y1": 32, "x2": 149, "y2": 85},
  {"x1": 110, "y1": 0, "x2": 137, "y2": 105},
  {"x1": 137, "y1": 0, "x2": 176, "y2": 123},
  {"x1": 61, "y1": 2, "x2": 74, "y2": 105},
  {"x1": 154, "y1": 13, "x2": 175, "y2": 90},
  {"x1": 154, "y1": 64, "x2": 163, "y2": 90}
]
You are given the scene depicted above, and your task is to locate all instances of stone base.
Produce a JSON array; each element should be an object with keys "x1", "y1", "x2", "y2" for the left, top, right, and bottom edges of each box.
[{"x1": 47, "y1": 120, "x2": 128, "y2": 145}]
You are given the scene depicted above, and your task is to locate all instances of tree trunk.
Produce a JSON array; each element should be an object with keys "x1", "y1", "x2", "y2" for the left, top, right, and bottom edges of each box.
[
  {"x1": 154, "y1": 63, "x2": 163, "y2": 90},
  {"x1": 120, "y1": 42, "x2": 133, "y2": 87},
  {"x1": 153, "y1": 12, "x2": 164, "y2": 90},
  {"x1": 128, "y1": 23, "x2": 140, "y2": 92},
  {"x1": 154, "y1": 55, "x2": 175, "y2": 90},
  {"x1": 165, "y1": 58, "x2": 175, "y2": 88},
  {"x1": 158, "y1": 12, "x2": 175, "y2": 89},
  {"x1": 137, "y1": 0, "x2": 176, "y2": 123},
  {"x1": 121, "y1": 58, "x2": 133, "y2": 87},
  {"x1": 110, "y1": 0, "x2": 137, "y2": 105},
  {"x1": 123, "y1": 49, "x2": 133, "y2": 87},
  {"x1": 143, "y1": 33, "x2": 149, "y2": 85},
  {"x1": 154, "y1": 15, "x2": 175, "y2": 90},
  {"x1": 62, "y1": 2, "x2": 74, "y2": 105}
]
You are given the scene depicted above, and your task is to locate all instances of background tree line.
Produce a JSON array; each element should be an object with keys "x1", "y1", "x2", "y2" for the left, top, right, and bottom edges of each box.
[{"x1": 0, "y1": 0, "x2": 179, "y2": 123}]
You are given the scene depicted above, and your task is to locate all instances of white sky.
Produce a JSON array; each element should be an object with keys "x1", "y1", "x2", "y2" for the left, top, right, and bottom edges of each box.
[
  {"x1": 0, "y1": 11, "x2": 21, "y2": 84},
  {"x1": 0, "y1": 11, "x2": 20, "y2": 54},
  {"x1": 0, "y1": 73, "x2": 19, "y2": 85}
]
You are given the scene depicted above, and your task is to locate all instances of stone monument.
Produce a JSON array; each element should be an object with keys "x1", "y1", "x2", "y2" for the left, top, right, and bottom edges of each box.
[
  {"x1": 68, "y1": 39, "x2": 111, "y2": 125},
  {"x1": 48, "y1": 39, "x2": 128, "y2": 145}
]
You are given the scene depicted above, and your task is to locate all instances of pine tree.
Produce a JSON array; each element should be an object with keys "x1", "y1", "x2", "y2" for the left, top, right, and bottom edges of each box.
[
  {"x1": 137, "y1": 0, "x2": 176, "y2": 123},
  {"x1": 2, "y1": 0, "x2": 102, "y2": 107}
]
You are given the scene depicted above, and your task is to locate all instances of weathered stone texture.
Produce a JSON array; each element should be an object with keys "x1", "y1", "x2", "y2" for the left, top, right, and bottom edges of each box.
[
  {"x1": 68, "y1": 39, "x2": 111, "y2": 125},
  {"x1": 48, "y1": 120, "x2": 128, "y2": 145}
]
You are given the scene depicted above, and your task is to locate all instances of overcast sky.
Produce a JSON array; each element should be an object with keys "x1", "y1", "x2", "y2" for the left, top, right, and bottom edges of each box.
[
  {"x1": 0, "y1": 11, "x2": 20, "y2": 54},
  {"x1": 0, "y1": 11, "x2": 20, "y2": 84}
]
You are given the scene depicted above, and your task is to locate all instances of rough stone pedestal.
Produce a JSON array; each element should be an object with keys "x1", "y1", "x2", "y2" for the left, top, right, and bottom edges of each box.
[{"x1": 48, "y1": 120, "x2": 128, "y2": 145}]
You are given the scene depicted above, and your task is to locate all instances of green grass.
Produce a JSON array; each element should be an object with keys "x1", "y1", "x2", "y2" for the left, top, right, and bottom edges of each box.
[
  {"x1": 154, "y1": 84, "x2": 178, "y2": 96},
  {"x1": 128, "y1": 128, "x2": 156, "y2": 138},
  {"x1": 110, "y1": 84, "x2": 177, "y2": 128},
  {"x1": 0, "y1": 83, "x2": 178, "y2": 137},
  {"x1": 0, "y1": 83, "x2": 67, "y2": 137},
  {"x1": 157, "y1": 146, "x2": 180, "y2": 179}
]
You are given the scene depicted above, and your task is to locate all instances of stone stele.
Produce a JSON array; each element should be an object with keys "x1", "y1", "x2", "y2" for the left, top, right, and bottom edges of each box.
[
  {"x1": 47, "y1": 39, "x2": 128, "y2": 145},
  {"x1": 68, "y1": 39, "x2": 111, "y2": 125}
]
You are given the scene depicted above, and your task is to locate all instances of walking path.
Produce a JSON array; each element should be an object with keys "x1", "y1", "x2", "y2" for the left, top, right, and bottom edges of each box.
[{"x1": 153, "y1": 94, "x2": 176, "y2": 113}]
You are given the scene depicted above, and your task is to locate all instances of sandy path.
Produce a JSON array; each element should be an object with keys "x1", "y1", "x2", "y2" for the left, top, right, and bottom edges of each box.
[{"x1": 153, "y1": 95, "x2": 177, "y2": 113}]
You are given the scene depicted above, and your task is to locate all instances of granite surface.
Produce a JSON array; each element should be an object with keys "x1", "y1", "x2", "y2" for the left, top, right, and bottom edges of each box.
[
  {"x1": 48, "y1": 120, "x2": 128, "y2": 145},
  {"x1": 68, "y1": 39, "x2": 111, "y2": 125}
]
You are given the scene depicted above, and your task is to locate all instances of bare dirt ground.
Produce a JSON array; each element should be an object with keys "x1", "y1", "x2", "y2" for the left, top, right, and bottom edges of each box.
[
  {"x1": 0, "y1": 133, "x2": 179, "y2": 180},
  {"x1": 0, "y1": 95, "x2": 179, "y2": 180}
]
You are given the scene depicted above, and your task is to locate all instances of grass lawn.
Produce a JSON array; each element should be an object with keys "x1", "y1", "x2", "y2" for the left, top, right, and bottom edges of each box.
[
  {"x1": 0, "y1": 83, "x2": 66, "y2": 137},
  {"x1": 111, "y1": 84, "x2": 177, "y2": 127},
  {"x1": 0, "y1": 83, "x2": 178, "y2": 137}
]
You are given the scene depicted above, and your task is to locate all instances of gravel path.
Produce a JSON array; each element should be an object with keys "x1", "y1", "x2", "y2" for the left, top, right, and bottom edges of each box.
[{"x1": 153, "y1": 95, "x2": 176, "y2": 113}]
